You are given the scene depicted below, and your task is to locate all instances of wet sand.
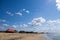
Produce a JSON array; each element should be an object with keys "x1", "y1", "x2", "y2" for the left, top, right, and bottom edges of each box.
[{"x1": 0, "y1": 33, "x2": 45, "y2": 40}]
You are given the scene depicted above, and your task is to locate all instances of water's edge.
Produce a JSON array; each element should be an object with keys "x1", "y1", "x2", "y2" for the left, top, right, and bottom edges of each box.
[{"x1": 44, "y1": 34, "x2": 53, "y2": 40}]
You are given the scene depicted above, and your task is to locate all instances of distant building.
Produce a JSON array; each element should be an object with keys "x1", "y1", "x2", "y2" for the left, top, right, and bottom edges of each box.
[{"x1": 5, "y1": 28, "x2": 17, "y2": 33}]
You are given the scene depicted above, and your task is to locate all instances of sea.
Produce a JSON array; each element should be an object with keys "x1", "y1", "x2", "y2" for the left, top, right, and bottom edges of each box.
[{"x1": 44, "y1": 33, "x2": 60, "y2": 40}]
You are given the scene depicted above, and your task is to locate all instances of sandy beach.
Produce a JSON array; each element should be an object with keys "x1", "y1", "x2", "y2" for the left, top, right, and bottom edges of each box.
[{"x1": 0, "y1": 33, "x2": 45, "y2": 40}]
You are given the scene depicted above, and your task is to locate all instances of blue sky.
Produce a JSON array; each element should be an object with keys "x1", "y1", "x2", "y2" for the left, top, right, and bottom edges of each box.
[{"x1": 0, "y1": 0, "x2": 60, "y2": 32}]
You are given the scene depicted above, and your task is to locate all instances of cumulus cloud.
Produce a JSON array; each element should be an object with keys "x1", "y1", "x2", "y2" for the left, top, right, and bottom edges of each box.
[
  {"x1": 2, "y1": 24, "x2": 9, "y2": 26},
  {"x1": 9, "y1": 18, "x2": 60, "y2": 32},
  {"x1": 25, "y1": 10, "x2": 30, "y2": 14},
  {"x1": 22, "y1": 9, "x2": 30, "y2": 13},
  {"x1": 56, "y1": 0, "x2": 60, "y2": 10},
  {"x1": 20, "y1": 24, "x2": 28, "y2": 27},
  {"x1": 28, "y1": 17, "x2": 46, "y2": 26},
  {"x1": 6, "y1": 11, "x2": 14, "y2": 16},
  {"x1": 47, "y1": 19, "x2": 60, "y2": 24},
  {"x1": 15, "y1": 12, "x2": 22, "y2": 16},
  {"x1": 6, "y1": 9, "x2": 30, "y2": 16},
  {"x1": 2, "y1": 20, "x2": 6, "y2": 22},
  {"x1": 27, "y1": 17, "x2": 60, "y2": 32},
  {"x1": 0, "y1": 19, "x2": 6, "y2": 22},
  {"x1": 1, "y1": 24, "x2": 9, "y2": 27},
  {"x1": 15, "y1": 9, "x2": 30, "y2": 16},
  {"x1": 46, "y1": 19, "x2": 60, "y2": 32},
  {"x1": 33, "y1": 26, "x2": 49, "y2": 32},
  {"x1": 11, "y1": 25, "x2": 17, "y2": 28},
  {"x1": 19, "y1": 24, "x2": 28, "y2": 31},
  {"x1": 23, "y1": 9, "x2": 26, "y2": 11}
]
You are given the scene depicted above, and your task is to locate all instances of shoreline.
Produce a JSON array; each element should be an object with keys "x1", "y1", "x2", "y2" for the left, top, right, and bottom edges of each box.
[{"x1": 44, "y1": 34, "x2": 53, "y2": 40}]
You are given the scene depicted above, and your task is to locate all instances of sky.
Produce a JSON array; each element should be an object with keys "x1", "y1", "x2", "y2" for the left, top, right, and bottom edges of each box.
[{"x1": 0, "y1": 0, "x2": 60, "y2": 32}]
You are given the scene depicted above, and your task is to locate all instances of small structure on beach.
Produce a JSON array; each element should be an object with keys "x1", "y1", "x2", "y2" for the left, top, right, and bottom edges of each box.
[{"x1": 5, "y1": 28, "x2": 17, "y2": 33}]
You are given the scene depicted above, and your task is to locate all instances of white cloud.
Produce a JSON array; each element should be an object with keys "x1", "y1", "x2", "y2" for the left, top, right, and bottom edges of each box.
[
  {"x1": 16, "y1": 9, "x2": 30, "y2": 16},
  {"x1": 25, "y1": 10, "x2": 30, "y2": 14},
  {"x1": 28, "y1": 17, "x2": 46, "y2": 26},
  {"x1": 11, "y1": 25, "x2": 17, "y2": 28},
  {"x1": 27, "y1": 17, "x2": 60, "y2": 33},
  {"x1": 46, "y1": 19, "x2": 60, "y2": 33},
  {"x1": 6, "y1": 9, "x2": 30, "y2": 16},
  {"x1": 56, "y1": 0, "x2": 60, "y2": 3},
  {"x1": 0, "y1": 19, "x2": 6, "y2": 22},
  {"x1": 15, "y1": 12, "x2": 22, "y2": 16},
  {"x1": 56, "y1": 0, "x2": 60, "y2": 10},
  {"x1": 20, "y1": 24, "x2": 28, "y2": 31},
  {"x1": 2, "y1": 20, "x2": 6, "y2": 22},
  {"x1": 34, "y1": 26, "x2": 49, "y2": 32},
  {"x1": 6, "y1": 11, "x2": 14, "y2": 16},
  {"x1": 23, "y1": 9, "x2": 26, "y2": 11},
  {"x1": 20, "y1": 24, "x2": 28, "y2": 27},
  {"x1": 6, "y1": 11, "x2": 11, "y2": 14},
  {"x1": 2, "y1": 24, "x2": 9, "y2": 27},
  {"x1": 22, "y1": 9, "x2": 30, "y2": 14},
  {"x1": 47, "y1": 19, "x2": 60, "y2": 24}
]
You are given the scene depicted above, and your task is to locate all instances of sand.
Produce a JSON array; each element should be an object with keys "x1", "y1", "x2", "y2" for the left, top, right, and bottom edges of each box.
[{"x1": 0, "y1": 33, "x2": 45, "y2": 40}]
